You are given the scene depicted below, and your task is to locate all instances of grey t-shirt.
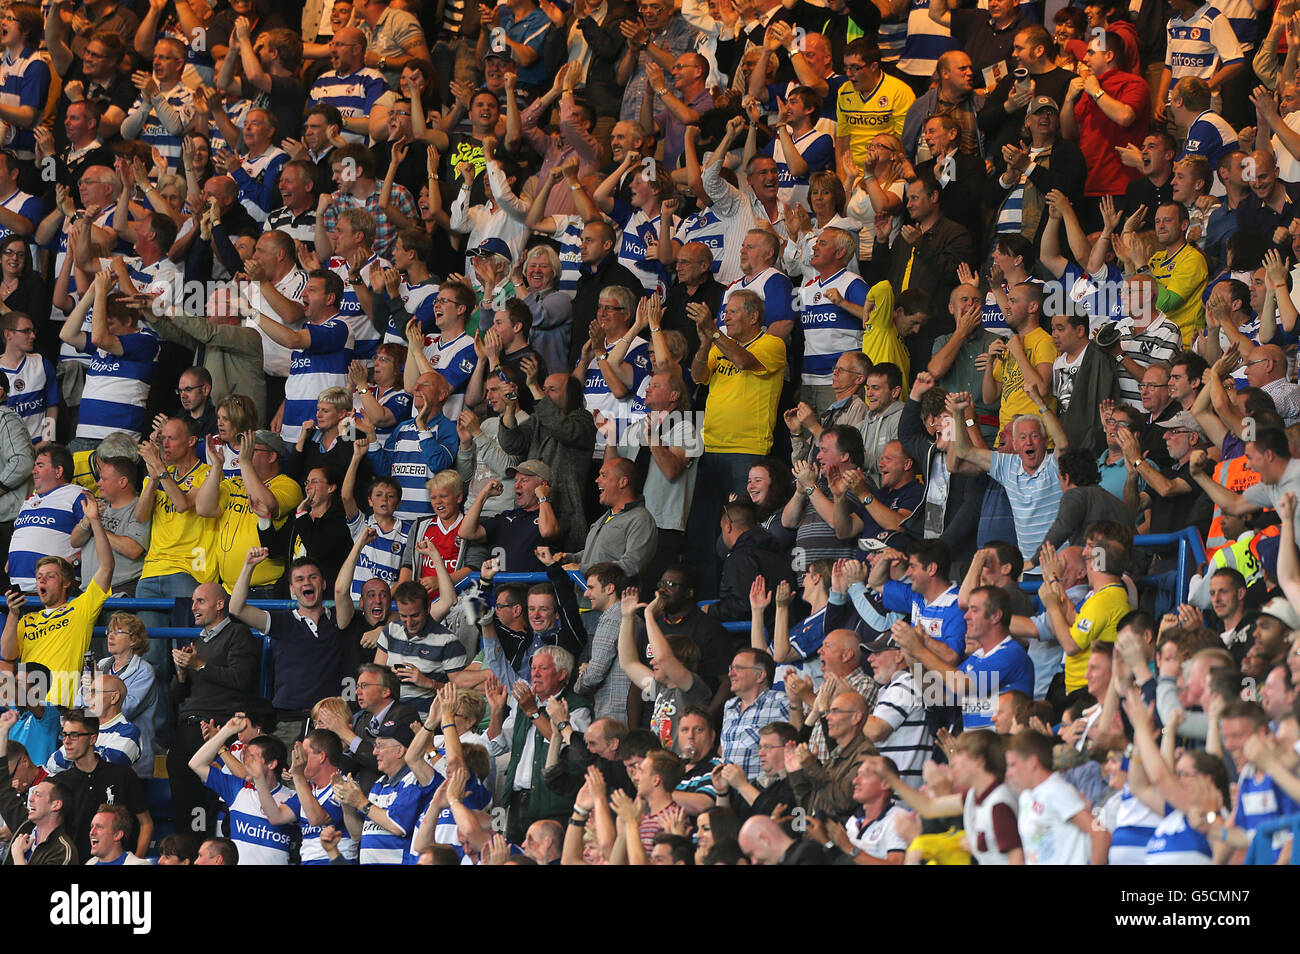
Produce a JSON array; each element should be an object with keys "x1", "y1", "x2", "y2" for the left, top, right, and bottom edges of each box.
[
  {"x1": 82, "y1": 498, "x2": 150, "y2": 588},
  {"x1": 1243, "y1": 457, "x2": 1300, "y2": 538}
]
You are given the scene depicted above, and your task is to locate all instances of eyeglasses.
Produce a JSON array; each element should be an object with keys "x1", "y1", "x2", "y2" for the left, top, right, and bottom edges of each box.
[
  {"x1": 9, "y1": 325, "x2": 34, "y2": 334},
  {"x1": 1, "y1": 249, "x2": 23, "y2": 258},
  {"x1": 58, "y1": 731, "x2": 95, "y2": 740},
  {"x1": 597, "y1": 304, "x2": 628, "y2": 312},
  {"x1": 176, "y1": 385, "x2": 203, "y2": 395},
  {"x1": 728, "y1": 664, "x2": 762, "y2": 673},
  {"x1": 1138, "y1": 382, "x2": 1168, "y2": 390},
  {"x1": 1245, "y1": 357, "x2": 1270, "y2": 367},
  {"x1": 356, "y1": 681, "x2": 383, "y2": 690},
  {"x1": 658, "y1": 579, "x2": 683, "y2": 589}
]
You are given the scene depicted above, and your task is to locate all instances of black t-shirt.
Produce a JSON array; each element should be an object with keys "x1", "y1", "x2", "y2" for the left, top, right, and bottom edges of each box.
[
  {"x1": 54, "y1": 63, "x2": 138, "y2": 150},
  {"x1": 480, "y1": 506, "x2": 555, "y2": 574},
  {"x1": 649, "y1": 606, "x2": 735, "y2": 689},
  {"x1": 256, "y1": 74, "x2": 308, "y2": 144},
  {"x1": 1147, "y1": 461, "x2": 1213, "y2": 543},
  {"x1": 53, "y1": 757, "x2": 149, "y2": 861},
  {"x1": 373, "y1": 137, "x2": 431, "y2": 201}
]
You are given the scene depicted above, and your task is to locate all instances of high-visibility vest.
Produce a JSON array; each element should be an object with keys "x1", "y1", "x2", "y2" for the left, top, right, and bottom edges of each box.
[
  {"x1": 1206, "y1": 529, "x2": 1278, "y2": 588},
  {"x1": 1206, "y1": 455, "x2": 1263, "y2": 554}
]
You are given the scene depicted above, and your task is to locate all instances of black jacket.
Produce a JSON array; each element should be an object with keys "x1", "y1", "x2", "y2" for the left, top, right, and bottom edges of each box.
[
  {"x1": 342, "y1": 699, "x2": 422, "y2": 793},
  {"x1": 1056, "y1": 343, "x2": 1122, "y2": 459},
  {"x1": 171, "y1": 619, "x2": 263, "y2": 720},
  {"x1": 896, "y1": 397, "x2": 987, "y2": 564},
  {"x1": 716, "y1": 526, "x2": 798, "y2": 622},
  {"x1": 917, "y1": 152, "x2": 986, "y2": 249},
  {"x1": 878, "y1": 215, "x2": 974, "y2": 333},
  {"x1": 986, "y1": 135, "x2": 1086, "y2": 250}
]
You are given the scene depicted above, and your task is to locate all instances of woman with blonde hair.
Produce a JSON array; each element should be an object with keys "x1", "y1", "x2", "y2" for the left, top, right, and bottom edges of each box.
[
  {"x1": 845, "y1": 132, "x2": 907, "y2": 267},
  {"x1": 783, "y1": 170, "x2": 862, "y2": 278}
]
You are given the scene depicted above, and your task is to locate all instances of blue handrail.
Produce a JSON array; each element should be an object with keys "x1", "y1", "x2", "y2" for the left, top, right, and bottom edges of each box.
[{"x1": 1017, "y1": 527, "x2": 1207, "y2": 609}]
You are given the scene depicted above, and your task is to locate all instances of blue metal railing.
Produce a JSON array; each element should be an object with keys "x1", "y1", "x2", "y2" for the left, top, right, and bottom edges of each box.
[{"x1": 1018, "y1": 528, "x2": 1207, "y2": 610}]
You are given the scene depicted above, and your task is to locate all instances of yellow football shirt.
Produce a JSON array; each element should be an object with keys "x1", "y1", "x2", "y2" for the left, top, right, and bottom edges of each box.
[
  {"x1": 992, "y1": 328, "x2": 1058, "y2": 437},
  {"x1": 1065, "y1": 582, "x2": 1130, "y2": 693},
  {"x1": 214, "y1": 473, "x2": 304, "y2": 587},
  {"x1": 701, "y1": 333, "x2": 787, "y2": 455},
  {"x1": 1146, "y1": 243, "x2": 1208, "y2": 348},
  {"x1": 140, "y1": 460, "x2": 219, "y2": 582},
  {"x1": 862, "y1": 280, "x2": 911, "y2": 378},
  {"x1": 836, "y1": 72, "x2": 915, "y2": 170},
  {"x1": 18, "y1": 579, "x2": 111, "y2": 706}
]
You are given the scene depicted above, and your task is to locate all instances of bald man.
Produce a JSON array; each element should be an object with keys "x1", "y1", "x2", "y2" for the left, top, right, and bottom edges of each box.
[
  {"x1": 738, "y1": 813, "x2": 829, "y2": 864},
  {"x1": 1237, "y1": 149, "x2": 1296, "y2": 252},
  {"x1": 1243, "y1": 343, "x2": 1300, "y2": 425},
  {"x1": 796, "y1": 629, "x2": 879, "y2": 760},
  {"x1": 554, "y1": 456, "x2": 658, "y2": 581},
  {"x1": 308, "y1": 26, "x2": 389, "y2": 143},
  {"x1": 366, "y1": 369, "x2": 460, "y2": 523},
  {"x1": 166, "y1": 581, "x2": 263, "y2": 840},
  {"x1": 83, "y1": 673, "x2": 152, "y2": 778}
]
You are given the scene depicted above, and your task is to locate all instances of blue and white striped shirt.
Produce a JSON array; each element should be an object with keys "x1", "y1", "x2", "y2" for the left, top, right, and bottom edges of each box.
[
  {"x1": 799, "y1": 268, "x2": 867, "y2": 385},
  {"x1": 309, "y1": 69, "x2": 388, "y2": 143},
  {"x1": 45, "y1": 712, "x2": 141, "y2": 774},
  {"x1": 298, "y1": 781, "x2": 357, "y2": 864},
  {"x1": 205, "y1": 770, "x2": 297, "y2": 865},
  {"x1": 283, "y1": 316, "x2": 353, "y2": 445},
  {"x1": 10, "y1": 483, "x2": 85, "y2": 593},
  {"x1": 76, "y1": 327, "x2": 160, "y2": 441},
  {"x1": 329, "y1": 253, "x2": 387, "y2": 362},
  {"x1": 346, "y1": 513, "x2": 410, "y2": 598},
  {"x1": 2, "y1": 353, "x2": 58, "y2": 443},
  {"x1": 360, "y1": 767, "x2": 423, "y2": 864},
  {"x1": 367, "y1": 415, "x2": 459, "y2": 523},
  {"x1": 0, "y1": 47, "x2": 50, "y2": 160}
]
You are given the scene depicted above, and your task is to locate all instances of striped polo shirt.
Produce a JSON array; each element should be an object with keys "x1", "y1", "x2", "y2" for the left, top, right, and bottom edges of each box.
[
  {"x1": 988, "y1": 451, "x2": 1063, "y2": 562},
  {"x1": 376, "y1": 618, "x2": 469, "y2": 707},
  {"x1": 870, "y1": 669, "x2": 932, "y2": 784}
]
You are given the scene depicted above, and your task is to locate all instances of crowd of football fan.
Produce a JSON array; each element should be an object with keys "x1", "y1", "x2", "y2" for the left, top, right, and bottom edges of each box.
[{"x1": 4, "y1": 0, "x2": 1300, "y2": 867}]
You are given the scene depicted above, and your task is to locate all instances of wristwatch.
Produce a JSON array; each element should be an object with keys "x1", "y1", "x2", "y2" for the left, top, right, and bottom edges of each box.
[
  {"x1": 555, "y1": 720, "x2": 571, "y2": 732},
  {"x1": 528, "y1": 711, "x2": 542, "y2": 721},
  {"x1": 1090, "y1": 88, "x2": 1104, "y2": 101},
  {"x1": 378, "y1": 57, "x2": 388, "y2": 71}
]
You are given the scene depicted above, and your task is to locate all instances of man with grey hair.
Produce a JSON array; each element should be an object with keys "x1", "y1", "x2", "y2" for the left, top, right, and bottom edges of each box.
[
  {"x1": 489, "y1": 641, "x2": 592, "y2": 842},
  {"x1": 948, "y1": 390, "x2": 1067, "y2": 564},
  {"x1": 686, "y1": 286, "x2": 787, "y2": 596},
  {"x1": 798, "y1": 227, "x2": 868, "y2": 414}
]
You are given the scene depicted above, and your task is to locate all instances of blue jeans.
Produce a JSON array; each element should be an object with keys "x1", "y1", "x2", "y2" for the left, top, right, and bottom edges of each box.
[
  {"x1": 135, "y1": 571, "x2": 200, "y2": 747},
  {"x1": 685, "y1": 451, "x2": 763, "y2": 599}
]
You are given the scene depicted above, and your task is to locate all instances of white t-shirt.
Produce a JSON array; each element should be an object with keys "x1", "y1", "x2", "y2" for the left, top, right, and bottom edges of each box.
[
  {"x1": 1018, "y1": 772, "x2": 1089, "y2": 865},
  {"x1": 1052, "y1": 347, "x2": 1087, "y2": 414}
]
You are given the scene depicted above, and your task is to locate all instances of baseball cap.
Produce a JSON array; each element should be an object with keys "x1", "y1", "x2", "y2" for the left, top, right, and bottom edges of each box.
[
  {"x1": 469, "y1": 236, "x2": 511, "y2": 260},
  {"x1": 506, "y1": 459, "x2": 553, "y2": 481},
  {"x1": 858, "y1": 530, "x2": 909, "y2": 552},
  {"x1": 1156, "y1": 411, "x2": 1206, "y2": 441},
  {"x1": 376, "y1": 720, "x2": 415, "y2": 747},
  {"x1": 862, "y1": 634, "x2": 899, "y2": 653},
  {"x1": 1027, "y1": 95, "x2": 1059, "y2": 115},
  {"x1": 254, "y1": 429, "x2": 288, "y2": 459},
  {"x1": 1260, "y1": 596, "x2": 1300, "y2": 631}
]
